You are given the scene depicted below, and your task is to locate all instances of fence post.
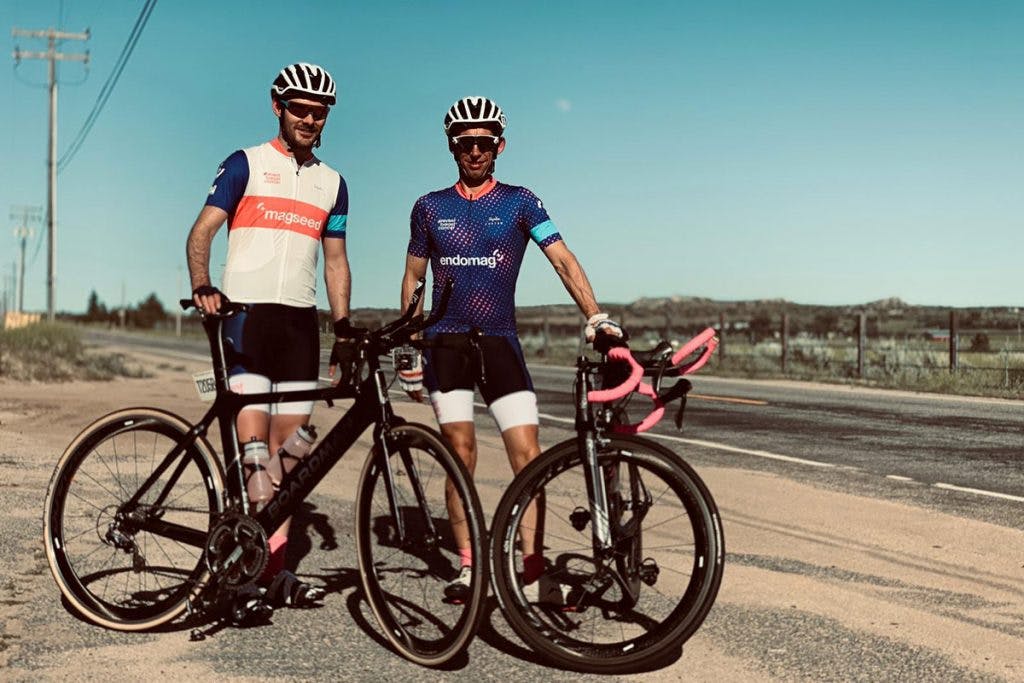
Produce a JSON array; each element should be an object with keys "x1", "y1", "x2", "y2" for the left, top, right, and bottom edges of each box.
[
  {"x1": 949, "y1": 310, "x2": 959, "y2": 373},
  {"x1": 718, "y1": 312, "x2": 726, "y2": 360},
  {"x1": 781, "y1": 314, "x2": 789, "y2": 374},
  {"x1": 857, "y1": 312, "x2": 866, "y2": 378},
  {"x1": 542, "y1": 305, "x2": 550, "y2": 358}
]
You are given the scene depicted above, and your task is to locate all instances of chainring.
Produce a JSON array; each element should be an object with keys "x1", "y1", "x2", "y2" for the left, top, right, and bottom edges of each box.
[{"x1": 204, "y1": 511, "x2": 268, "y2": 587}]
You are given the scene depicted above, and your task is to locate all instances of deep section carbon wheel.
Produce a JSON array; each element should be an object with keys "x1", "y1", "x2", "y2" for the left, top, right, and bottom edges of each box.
[
  {"x1": 44, "y1": 408, "x2": 224, "y2": 631},
  {"x1": 489, "y1": 435, "x2": 724, "y2": 674},
  {"x1": 355, "y1": 423, "x2": 487, "y2": 666}
]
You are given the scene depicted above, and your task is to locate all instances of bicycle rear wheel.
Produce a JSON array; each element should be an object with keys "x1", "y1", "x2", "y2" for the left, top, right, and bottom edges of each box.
[
  {"x1": 355, "y1": 423, "x2": 487, "y2": 666},
  {"x1": 489, "y1": 435, "x2": 724, "y2": 674},
  {"x1": 44, "y1": 408, "x2": 224, "y2": 631}
]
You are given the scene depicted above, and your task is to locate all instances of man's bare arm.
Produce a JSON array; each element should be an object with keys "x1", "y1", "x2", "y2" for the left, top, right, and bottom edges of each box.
[
  {"x1": 186, "y1": 205, "x2": 228, "y2": 312},
  {"x1": 401, "y1": 254, "x2": 429, "y2": 318},
  {"x1": 542, "y1": 240, "x2": 601, "y2": 319},
  {"x1": 323, "y1": 237, "x2": 351, "y2": 324}
]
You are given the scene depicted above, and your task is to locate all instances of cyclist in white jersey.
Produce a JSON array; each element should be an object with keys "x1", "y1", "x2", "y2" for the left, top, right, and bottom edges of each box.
[
  {"x1": 186, "y1": 62, "x2": 353, "y2": 612},
  {"x1": 398, "y1": 96, "x2": 627, "y2": 602}
]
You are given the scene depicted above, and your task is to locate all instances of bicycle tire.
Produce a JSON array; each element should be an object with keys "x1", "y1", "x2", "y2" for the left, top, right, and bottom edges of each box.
[
  {"x1": 489, "y1": 434, "x2": 724, "y2": 674},
  {"x1": 355, "y1": 423, "x2": 487, "y2": 666},
  {"x1": 44, "y1": 408, "x2": 224, "y2": 631}
]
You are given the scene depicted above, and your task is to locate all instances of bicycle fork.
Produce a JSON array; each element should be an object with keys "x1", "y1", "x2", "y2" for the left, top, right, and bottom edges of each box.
[
  {"x1": 371, "y1": 369, "x2": 440, "y2": 550},
  {"x1": 574, "y1": 362, "x2": 657, "y2": 607}
]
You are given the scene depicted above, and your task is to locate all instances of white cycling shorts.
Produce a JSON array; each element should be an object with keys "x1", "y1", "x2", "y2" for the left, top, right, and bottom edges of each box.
[{"x1": 429, "y1": 389, "x2": 538, "y2": 433}]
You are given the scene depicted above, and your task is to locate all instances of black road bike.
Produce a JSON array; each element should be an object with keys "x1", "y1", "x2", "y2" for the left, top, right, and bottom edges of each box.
[
  {"x1": 42, "y1": 281, "x2": 488, "y2": 667},
  {"x1": 489, "y1": 329, "x2": 725, "y2": 674}
]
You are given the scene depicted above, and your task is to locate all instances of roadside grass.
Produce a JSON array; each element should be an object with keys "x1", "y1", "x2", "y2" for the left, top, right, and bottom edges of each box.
[
  {"x1": 703, "y1": 340, "x2": 1024, "y2": 400},
  {"x1": 520, "y1": 333, "x2": 1024, "y2": 400},
  {"x1": 0, "y1": 323, "x2": 149, "y2": 382}
]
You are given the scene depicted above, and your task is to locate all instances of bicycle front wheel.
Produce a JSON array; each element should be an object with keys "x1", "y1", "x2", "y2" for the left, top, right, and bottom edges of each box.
[
  {"x1": 355, "y1": 423, "x2": 487, "y2": 666},
  {"x1": 489, "y1": 435, "x2": 724, "y2": 674},
  {"x1": 43, "y1": 408, "x2": 224, "y2": 631}
]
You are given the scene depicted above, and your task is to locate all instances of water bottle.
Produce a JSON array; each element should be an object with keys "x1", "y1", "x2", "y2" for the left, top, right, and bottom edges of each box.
[
  {"x1": 242, "y1": 439, "x2": 274, "y2": 503},
  {"x1": 272, "y1": 425, "x2": 318, "y2": 479}
]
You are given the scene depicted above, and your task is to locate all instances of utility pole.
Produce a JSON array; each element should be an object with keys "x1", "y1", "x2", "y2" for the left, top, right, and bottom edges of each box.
[
  {"x1": 176, "y1": 266, "x2": 182, "y2": 337},
  {"x1": 12, "y1": 27, "x2": 89, "y2": 322},
  {"x1": 10, "y1": 205, "x2": 42, "y2": 313}
]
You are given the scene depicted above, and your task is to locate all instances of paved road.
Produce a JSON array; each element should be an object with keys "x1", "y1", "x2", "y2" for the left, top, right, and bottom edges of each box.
[
  {"x1": 84, "y1": 328, "x2": 1023, "y2": 528},
  {"x1": 28, "y1": 328, "x2": 1014, "y2": 682},
  {"x1": 529, "y1": 364, "x2": 1024, "y2": 530}
]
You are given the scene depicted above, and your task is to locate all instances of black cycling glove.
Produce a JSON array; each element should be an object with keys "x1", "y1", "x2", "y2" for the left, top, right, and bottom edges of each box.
[
  {"x1": 329, "y1": 339, "x2": 360, "y2": 385},
  {"x1": 192, "y1": 284, "x2": 227, "y2": 300}
]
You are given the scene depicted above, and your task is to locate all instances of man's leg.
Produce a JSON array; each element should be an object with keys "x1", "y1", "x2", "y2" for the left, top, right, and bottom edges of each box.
[
  {"x1": 438, "y1": 420, "x2": 477, "y2": 557},
  {"x1": 259, "y1": 379, "x2": 317, "y2": 588},
  {"x1": 232, "y1": 374, "x2": 272, "y2": 489},
  {"x1": 498, "y1": 422, "x2": 547, "y2": 583},
  {"x1": 487, "y1": 381, "x2": 548, "y2": 583}
]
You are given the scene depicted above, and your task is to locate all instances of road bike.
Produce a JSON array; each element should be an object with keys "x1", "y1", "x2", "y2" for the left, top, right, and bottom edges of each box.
[
  {"x1": 488, "y1": 329, "x2": 725, "y2": 673},
  {"x1": 42, "y1": 281, "x2": 488, "y2": 667}
]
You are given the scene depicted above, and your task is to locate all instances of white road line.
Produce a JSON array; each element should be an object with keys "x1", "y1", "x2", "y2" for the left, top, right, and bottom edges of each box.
[
  {"x1": 933, "y1": 483, "x2": 1024, "y2": 503},
  {"x1": 536, "y1": 412, "x2": 835, "y2": 468},
  {"x1": 886, "y1": 475, "x2": 915, "y2": 482}
]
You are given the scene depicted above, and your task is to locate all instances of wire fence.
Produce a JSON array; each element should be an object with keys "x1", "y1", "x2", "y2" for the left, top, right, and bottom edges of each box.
[{"x1": 512, "y1": 309, "x2": 1024, "y2": 399}]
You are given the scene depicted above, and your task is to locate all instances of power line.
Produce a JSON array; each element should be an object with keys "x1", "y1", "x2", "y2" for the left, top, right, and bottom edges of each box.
[{"x1": 57, "y1": 0, "x2": 158, "y2": 173}]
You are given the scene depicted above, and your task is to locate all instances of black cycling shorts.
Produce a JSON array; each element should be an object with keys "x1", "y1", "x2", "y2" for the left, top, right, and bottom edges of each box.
[
  {"x1": 221, "y1": 304, "x2": 319, "y2": 382},
  {"x1": 423, "y1": 332, "x2": 534, "y2": 404}
]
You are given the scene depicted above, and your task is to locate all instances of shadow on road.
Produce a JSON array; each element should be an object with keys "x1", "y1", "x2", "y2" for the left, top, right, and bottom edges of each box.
[{"x1": 475, "y1": 597, "x2": 684, "y2": 674}]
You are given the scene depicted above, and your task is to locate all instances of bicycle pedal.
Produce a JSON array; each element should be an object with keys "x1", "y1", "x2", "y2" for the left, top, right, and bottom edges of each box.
[
  {"x1": 569, "y1": 507, "x2": 590, "y2": 531},
  {"x1": 639, "y1": 558, "x2": 660, "y2": 586}
]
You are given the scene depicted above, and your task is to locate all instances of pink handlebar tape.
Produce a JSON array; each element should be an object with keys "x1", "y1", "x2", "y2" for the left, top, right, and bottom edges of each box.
[
  {"x1": 672, "y1": 327, "x2": 719, "y2": 375},
  {"x1": 586, "y1": 347, "x2": 643, "y2": 403},
  {"x1": 588, "y1": 328, "x2": 719, "y2": 434}
]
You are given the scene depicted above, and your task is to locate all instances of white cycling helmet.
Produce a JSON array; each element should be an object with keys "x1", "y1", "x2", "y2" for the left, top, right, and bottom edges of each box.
[
  {"x1": 443, "y1": 96, "x2": 506, "y2": 135},
  {"x1": 271, "y1": 63, "x2": 336, "y2": 105}
]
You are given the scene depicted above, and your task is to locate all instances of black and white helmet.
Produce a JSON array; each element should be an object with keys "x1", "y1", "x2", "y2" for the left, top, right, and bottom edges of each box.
[
  {"x1": 271, "y1": 63, "x2": 336, "y2": 105},
  {"x1": 443, "y1": 96, "x2": 506, "y2": 135}
]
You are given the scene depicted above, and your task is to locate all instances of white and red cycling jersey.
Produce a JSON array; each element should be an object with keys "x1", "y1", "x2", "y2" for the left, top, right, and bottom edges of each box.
[{"x1": 205, "y1": 137, "x2": 348, "y2": 307}]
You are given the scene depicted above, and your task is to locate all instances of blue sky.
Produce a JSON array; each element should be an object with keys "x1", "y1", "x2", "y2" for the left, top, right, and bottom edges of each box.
[{"x1": 2, "y1": 1, "x2": 1022, "y2": 314}]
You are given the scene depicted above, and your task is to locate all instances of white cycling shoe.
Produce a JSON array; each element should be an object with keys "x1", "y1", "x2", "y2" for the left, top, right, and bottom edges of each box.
[{"x1": 444, "y1": 565, "x2": 473, "y2": 603}]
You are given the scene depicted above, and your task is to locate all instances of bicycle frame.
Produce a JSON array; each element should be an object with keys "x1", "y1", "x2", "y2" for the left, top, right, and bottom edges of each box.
[{"x1": 121, "y1": 282, "x2": 451, "y2": 556}]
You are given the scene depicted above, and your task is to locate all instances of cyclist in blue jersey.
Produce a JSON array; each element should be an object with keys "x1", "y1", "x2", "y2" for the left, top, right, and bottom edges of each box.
[
  {"x1": 186, "y1": 62, "x2": 355, "y2": 615},
  {"x1": 399, "y1": 96, "x2": 626, "y2": 602}
]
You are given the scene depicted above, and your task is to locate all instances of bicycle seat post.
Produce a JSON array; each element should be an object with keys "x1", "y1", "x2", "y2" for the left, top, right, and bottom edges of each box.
[{"x1": 202, "y1": 315, "x2": 233, "y2": 395}]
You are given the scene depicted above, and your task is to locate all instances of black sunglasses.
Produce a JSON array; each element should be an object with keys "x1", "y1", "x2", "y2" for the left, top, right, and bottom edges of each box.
[
  {"x1": 280, "y1": 100, "x2": 330, "y2": 121},
  {"x1": 450, "y1": 135, "x2": 500, "y2": 154}
]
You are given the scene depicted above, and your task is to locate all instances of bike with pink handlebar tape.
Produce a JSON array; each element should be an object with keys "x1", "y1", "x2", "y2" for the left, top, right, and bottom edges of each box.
[{"x1": 489, "y1": 328, "x2": 725, "y2": 674}]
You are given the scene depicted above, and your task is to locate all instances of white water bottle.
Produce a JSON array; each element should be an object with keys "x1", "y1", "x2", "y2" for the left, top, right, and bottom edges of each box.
[
  {"x1": 271, "y1": 424, "x2": 318, "y2": 482},
  {"x1": 242, "y1": 439, "x2": 274, "y2": 503}
]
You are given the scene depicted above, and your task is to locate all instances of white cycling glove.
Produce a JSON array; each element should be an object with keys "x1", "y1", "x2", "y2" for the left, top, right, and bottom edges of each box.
[
  {"x1": 584, "y1": 313, "x2": 626, "y2": 342},
  {"x1": 392, "y1": 345, "x2": 423, "y2": 392}
]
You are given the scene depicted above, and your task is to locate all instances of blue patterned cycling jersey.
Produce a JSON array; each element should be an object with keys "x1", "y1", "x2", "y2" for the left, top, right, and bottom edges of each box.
[{"x1": 408, "y1": 179, "x2": 562, "y2": 335}]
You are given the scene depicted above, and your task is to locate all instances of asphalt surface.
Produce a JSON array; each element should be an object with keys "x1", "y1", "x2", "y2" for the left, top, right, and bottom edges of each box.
[
  {"x1": 27, "y1": 327, "x2": 1016, "y2": 683},
  {"x1": 85, "y1": 328, "x2": 1023, "y2": 528}
]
